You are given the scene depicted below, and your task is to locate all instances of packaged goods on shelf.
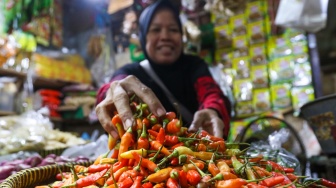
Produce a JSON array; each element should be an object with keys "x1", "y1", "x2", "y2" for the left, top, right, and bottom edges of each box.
[{"x1": 32, "y1": 53, "x2": 92, "y2": 84}]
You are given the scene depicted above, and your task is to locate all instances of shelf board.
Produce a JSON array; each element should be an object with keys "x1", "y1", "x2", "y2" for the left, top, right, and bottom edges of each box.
[
  {"x1": 0, "y1": 110, "x2": 17, "y2": 116},
  {"x1": 0, "y1": 68, "x2": 81, "y2": 90},
  {"x1": 0, "y1": 68, "x2": 26, "y2": 78}
]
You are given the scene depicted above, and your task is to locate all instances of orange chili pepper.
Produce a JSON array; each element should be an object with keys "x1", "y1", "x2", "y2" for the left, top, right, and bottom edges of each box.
[
  {"x1": 112, "y1": 114, "x2": 125, "y2": 138},
  {"x1": 118, "y1": 127, "x2": 134, "y2": 161},
  {"x1": 157, "y1": 127, "x2": 166, "y2": 144},
  {"x1": 166, "y1": 177, "x2": 179, "y2": 188},
  {"x1": 132, "y1": 151, "x2": 159, "y2": 172},
  {"x1": 106, "y1": 166, "x2": 128, "y2": 185},
  {"x1": 208, "y1": 153, "x2": 220, "y2": 176},
  {"x1": 151, "y1": 124, "x2": 162, "y2": 132},
  {"x1": 150, "y1": 140, "x2": 171, "y2": 156},
  {"x1": 108, "y1": 134, "x2": 118, "y2": 150},
  {"x1": 144, "y1": 167, "x2": 172, "y2": 183},
  {"x1": 166, "y1": 118, "x2": 181, "y2": 134}
]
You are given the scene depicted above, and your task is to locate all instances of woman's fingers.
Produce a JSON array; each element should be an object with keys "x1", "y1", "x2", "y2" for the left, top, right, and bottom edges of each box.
[
  {"x1": 95, "y1": 94, "x2": 119, "y2": 138},
  {"x1": 120, "y1": 76, "x2": 166, "y2": 117},
  {"x1": 106, "y1": 75, "x2": 166, "y2": 131},
  {"x1": 188, "y1": 109, "x2": 224, "y2": 138}
]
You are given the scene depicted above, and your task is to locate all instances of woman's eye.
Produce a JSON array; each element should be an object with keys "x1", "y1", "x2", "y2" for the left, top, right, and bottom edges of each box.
[
  {"x1": 170, "y1": 28, "x2": 179, "y2": 32},
  {"x1": 149, "y1": 28, "x2": 160, "y2": 33}
]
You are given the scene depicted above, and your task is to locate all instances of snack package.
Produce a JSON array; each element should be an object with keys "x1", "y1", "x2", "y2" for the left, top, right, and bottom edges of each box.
[
  {"x1": 230, "y1": 13, "x2": 247, "y2": 36},
  {"x1": 232, "y1": 57, "x2": 250, "y2": 79},
  {"x1": 293, "y1": 62, "x2": 312, "y2": 86},
  {"x1": 210, "y1": 12, "x2": 229, "y2": 27},
  {"x1": 235, "y1": 101, "x2": 254, "y2": 117},
  {"x1": 267, "y1": 36, "x2": 292, "y2": 59},
  {"x1": 253, "y1": 88, "x2": 271, "y2": 113},
  {"x1": 215, "y1": 49, "x2": 233, "y2": 68},
  {"x1": 233, "y1": 78, "x2": 253, "y2": 102},
  {"x1": 214, "y1": 25, "x2": 232, "y2": 49},
  {"x1": 249, "y1": 43, "x2": 267, "y2": 65},
  {"x1": 268, "y1": 56, "x2": 295, "y2": 84},
  {"x1": 232, "y1": 35, "x2": 249, "y2": 57},
  {"x1": 270, "y1": 83, "x2": 292, "y2": 110},
  {"x1": 251, "y1": 64, "x2": 269, "y2": 88},
  {"x1": 246, "y1": 0, "x2": 266, "y2": 22},
  {"x1": 247, "y1": 20, "x2": 266, "y2": 45},
  {"x1": 291, "y1": 41, "x2": 309, "y2": 64},
  {"x1": 291, "y1": 85, "x2": 315, "y2": 115}
]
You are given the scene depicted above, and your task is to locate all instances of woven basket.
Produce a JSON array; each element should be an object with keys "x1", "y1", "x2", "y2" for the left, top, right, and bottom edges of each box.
[{"x1": 0, "y1": 161, "x2": 92, "y2": 188}]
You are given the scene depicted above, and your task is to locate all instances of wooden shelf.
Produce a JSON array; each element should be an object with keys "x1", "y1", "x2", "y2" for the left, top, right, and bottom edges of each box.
[
  {"x1": 0, "y1": 110, "x2": 17, "y2": 116},
  {"x1": 0, "y1": 68, "x2": 81, "y2": 90}
]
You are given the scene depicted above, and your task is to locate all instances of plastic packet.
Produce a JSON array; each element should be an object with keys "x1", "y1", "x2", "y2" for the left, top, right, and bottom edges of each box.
[
  {"x1": 247, "y1": 135, "x2": 302, "y2": 174},
  {"x1": 61, "y1": 134, "x2": 109, "y2": 161}
]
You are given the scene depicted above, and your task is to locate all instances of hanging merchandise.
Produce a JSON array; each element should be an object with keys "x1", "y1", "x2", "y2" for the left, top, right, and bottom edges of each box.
[
  {"x1": 90, "y1": 31, "x2": 116, "y2": 88},
  {"x1": 108, "y1": 0, "x2": 134, "y2": 14},
  {"x1": 275, "y1": 0, "x2": 329, "y2": 33}
]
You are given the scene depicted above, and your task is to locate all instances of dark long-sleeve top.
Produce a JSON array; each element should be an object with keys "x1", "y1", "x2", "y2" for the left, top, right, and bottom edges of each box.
[{"x1": 96, "y1": 54, "x2": 231, "y2": 138}]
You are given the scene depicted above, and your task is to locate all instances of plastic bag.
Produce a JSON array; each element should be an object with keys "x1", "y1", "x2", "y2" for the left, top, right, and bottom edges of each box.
[
  {"x1": 91, "y1": 35, "x2": 115, "y2": 87},
  {"x1": 61, "y1": 134, "x2": 109, "y2": 161},
  {"x1": 275, "y1": 0, "x2": 329, "y2": 33},
  {"x1": 247, "y1": 128, "x2": 302, "y2": 175},
  {"x1": 208, "y1": 64, "x2": 235, "y2": 117}
]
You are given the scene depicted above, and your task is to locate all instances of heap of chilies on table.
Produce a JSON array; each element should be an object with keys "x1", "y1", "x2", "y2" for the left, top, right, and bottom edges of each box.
[{"x1": 36, "y1": 97, "x2": 336, "y2": 188}]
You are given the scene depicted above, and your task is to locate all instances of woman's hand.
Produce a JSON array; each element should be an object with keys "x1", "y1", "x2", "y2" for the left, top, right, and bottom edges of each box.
[
  {"x1": 95, "y1": 75, "x2": 166, "y2": 138},
  {"x1": 188, "y1": 108, "x2": 225, "y2": 138}
]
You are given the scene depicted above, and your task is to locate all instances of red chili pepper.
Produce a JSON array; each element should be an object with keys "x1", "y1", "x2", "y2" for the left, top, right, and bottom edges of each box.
[
  {"x1": 170, "y1": 157, "x2": 179, "y2": 166},
  {"x1": 130, "y1": 176, "x2": 143, "y2": 188},
  {"x1": 199, "y1": 130, "x2": 224, "y2": 142},
  {"x1": 320, "y1": 178, "x2": 336, "y2": 188},
  {"x1": 148, "y1": 129, "x2": 158, "y2": 137},
  {"x1": 266, "y1": 160, "x2": 284, "y2": 172},
  {"x1": 118, "y1": 169, "x2": 138, "y2": 182},
  {"x1": 87, "y1": 164, "x2": 111, "y2": 173},
  {"x1": 283, "y1": 167, "x2": 295, "y2": 173},
  {"x1": 151, "y1": 124, "x2": 162, "y2": 132},
  {"x1": 166, "y1": 118, "x2": 181, "y2": 134},
  {"x1": 157, "y1": 127, "x2": 166, "y2": 144},
  {"x1": 63, "y1": 169, "x2": 108, "y2": 188},
  {"x1": 164, "y1": 111, "x2": 176, "y2": 121},
  {"x1": 166, "y1": 177, "x2": 179, "y2": 188},
  {"x1": 165, "y1": 135, "x2": 179, "y2": 146},
  {"x1": 259, "y1": 176, "x2": 285, "y2": 187},
  {"x1": 137, "y1": 124, "x2": 149, "y2": 150},
  {"x1": 111, "y1": 158, "x2": 129, "y2": 173},
  {"x1": 208, "y1": 140, "x2": 226, "y2": 152},
  {"x1": 118, "y1": 127, "x2": 134, "y2": 161},
  {"x1": 142, "y1": 182, "x2": 153, "y2": 188},
  {"x1": 179, "y1": 170, "x2": 189, "y2": 188},
  {"x1": 186, "y1": 169, "x2": 201, "y2": 186},
  {"x1": 118, "y1": 176, "x2": 134, "y2": 188}
]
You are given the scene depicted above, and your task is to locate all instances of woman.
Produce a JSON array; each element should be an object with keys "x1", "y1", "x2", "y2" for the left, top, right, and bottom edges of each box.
[{"x1": 96, "y1": 0, "x2": 231, "y2": 139}]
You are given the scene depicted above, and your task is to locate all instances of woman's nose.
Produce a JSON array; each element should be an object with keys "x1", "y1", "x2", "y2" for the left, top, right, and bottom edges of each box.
[{"x1": 160, "y1": 29, "x2": 170, "y2": 39}]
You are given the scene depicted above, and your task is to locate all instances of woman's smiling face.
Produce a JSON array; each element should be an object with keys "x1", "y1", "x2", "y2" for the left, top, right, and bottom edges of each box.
[{"x1": 145, "y1": 8, "x2": 183, "y2": 65}]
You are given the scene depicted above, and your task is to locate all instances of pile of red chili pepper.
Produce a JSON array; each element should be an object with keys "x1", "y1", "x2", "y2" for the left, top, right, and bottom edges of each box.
[{"x1": 36, "y1": 97, "x2": 336, "y2": 188}]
